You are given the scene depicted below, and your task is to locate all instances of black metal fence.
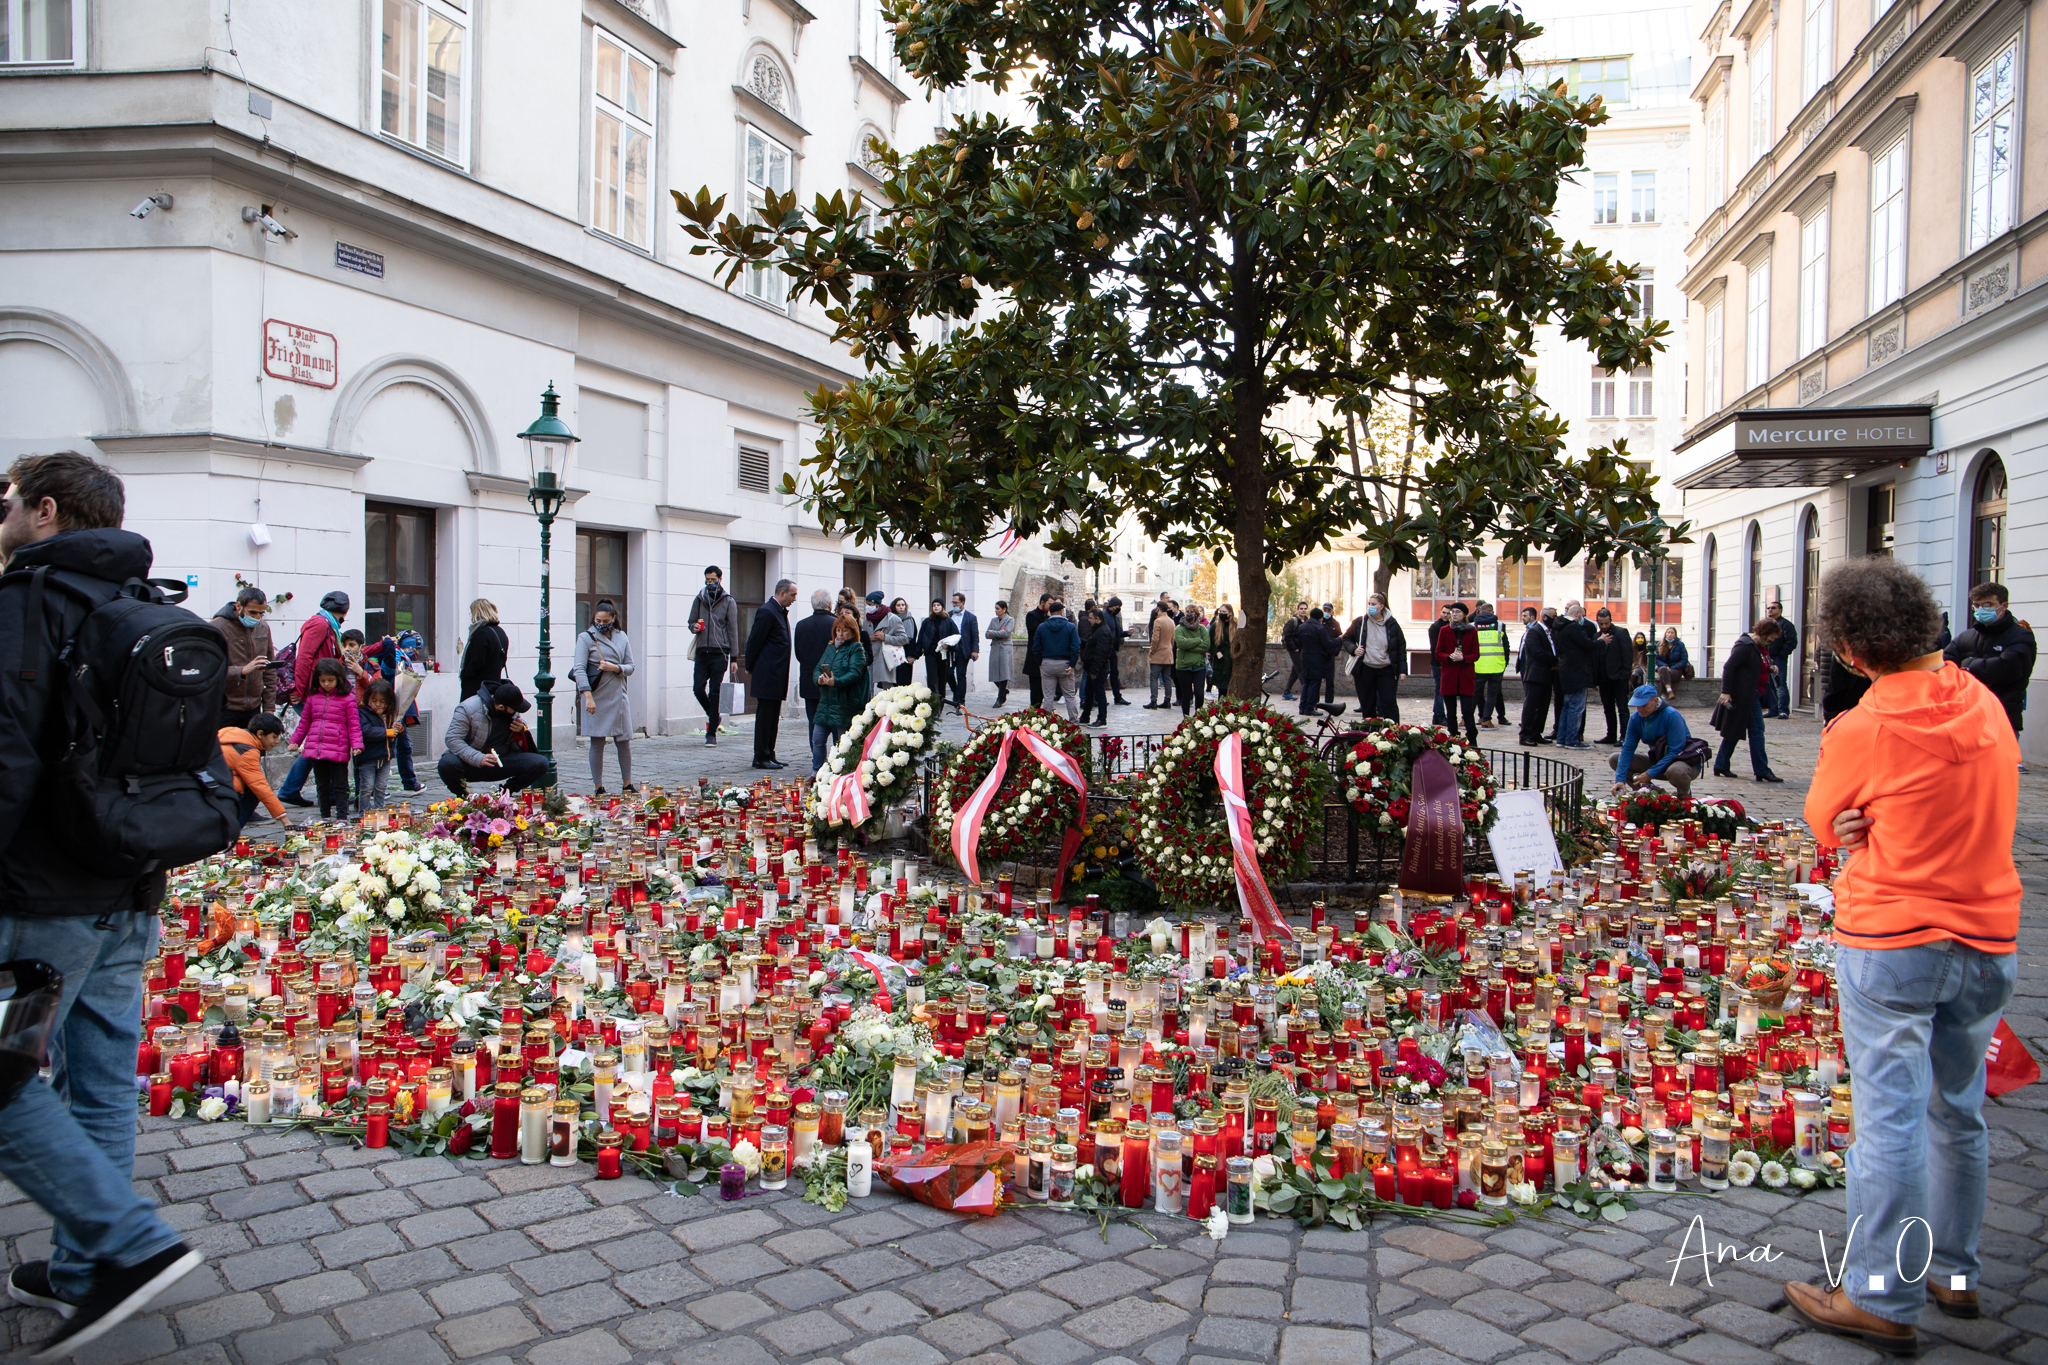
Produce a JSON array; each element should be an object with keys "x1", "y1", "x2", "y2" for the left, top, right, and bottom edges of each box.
[{"x1": 915, "y1": 730, "x2": 1586, "y2": 887}]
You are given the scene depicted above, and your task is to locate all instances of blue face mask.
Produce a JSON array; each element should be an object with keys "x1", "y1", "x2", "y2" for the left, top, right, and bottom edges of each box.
[
  {"x1": 1974, "y1": 607, "x2": 1999, "y2": 625},
  {"x1": 239, "y1": 614, "x2": 261, "y2": 629}
]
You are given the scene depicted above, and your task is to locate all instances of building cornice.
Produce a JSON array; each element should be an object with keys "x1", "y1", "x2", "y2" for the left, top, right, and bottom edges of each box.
[
  {"x1": 93, "y1": 431, "x2": 372, "y2": 470},
  {"x1": 467, "y1": 471, "x2": 591, "y2": 506},
  {"x1": 657, "y1": 504, "x2": 741, "y2": 525}
]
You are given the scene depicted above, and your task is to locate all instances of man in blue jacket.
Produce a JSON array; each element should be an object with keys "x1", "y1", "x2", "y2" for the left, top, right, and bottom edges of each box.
[
  {"x1": 1608, "y1": 684, "x2": 1698, "y2": 799},
  {"x1": 1034, "y1": 602, "x2": 1082, "y2": 721}
]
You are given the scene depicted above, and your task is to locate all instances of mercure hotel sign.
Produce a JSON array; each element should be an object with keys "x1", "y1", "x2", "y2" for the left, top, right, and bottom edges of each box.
[{"x1": 1735, "y1": 412, "x2": 1929, "y2": 450}]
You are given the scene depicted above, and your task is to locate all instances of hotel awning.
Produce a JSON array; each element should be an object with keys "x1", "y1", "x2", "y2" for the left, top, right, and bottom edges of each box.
[{"x1": 1672, "y1": 405, "x2": 1933, "y2": 490}]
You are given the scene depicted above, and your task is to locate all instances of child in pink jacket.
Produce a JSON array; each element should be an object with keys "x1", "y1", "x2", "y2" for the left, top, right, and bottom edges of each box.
[{"x1": 290, "y1": 658, "x2": 363, "y2": 818}]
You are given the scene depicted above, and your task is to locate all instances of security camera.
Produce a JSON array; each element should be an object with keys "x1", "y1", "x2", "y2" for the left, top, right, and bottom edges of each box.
[
  {"x1": 130, "y1": 193, "x2": 173, "y2": 219},
  {"x1": 241, "y1": 206, "x2": 297, "y2": 241}
]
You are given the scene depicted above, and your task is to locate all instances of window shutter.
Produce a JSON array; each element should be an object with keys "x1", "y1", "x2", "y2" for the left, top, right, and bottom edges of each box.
[{"x1": 738, "y1": 446, "x2": 773, "y2": 492}]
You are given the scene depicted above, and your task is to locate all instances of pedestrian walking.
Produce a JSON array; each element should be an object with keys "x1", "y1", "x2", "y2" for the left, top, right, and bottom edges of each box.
[
  {"x1": 1711, "y1": 617, "x2": 1784, "y2": 782},
  {"x1": 0, "y1": 453, "x2": 206, "y2": 1354},
  {"x1": 873, "y1": 596, "x2": 913, "y2": 690},
  {"x1": 1209, "y1": 604, "x2": 1237, "y2": 696},
  {"x1": 1432, "y1": 601, "x2": 1479, "y2": 741},
  {"x1": 1516, "y1": 607, "x2": 1555, "y2": 746},
  {"x1": 687, "y1": 565, "x2": 740, "y2": 746},
  {"x1": 1105, "y1": 595, "x2": 1130, "y2": 704},
  {"x1": 1786, "y1": 556, "x2": 2020, "y2": 1355},
  {"x1": 744, "y1": 579, "x2": 797, "y2": 769},
  {"x1": 1024, "y1": 594, "x2": 1052, "y2": 707},
  {"x1": 571, "y1": 598, "x2": 637, "y2": 792},
  {"x1": 949, "y1": 592, "x2": 980, "y2": 712},
  {"x1": 276, "y1": 589, "x2": 349, "y2": 807},
  {"x1": 1763, "y1": 601, "x2": 1799, "y2": 717},
  {"x1": 1471, "y1": 599, "x2": 1510, "y2": 727},
  {"x1": 1296, "y1": 607, "x2": 1340, "y2": 713},
  {"x1": 1081, "y1": 606, "x2": 1115, "y2": 725}
]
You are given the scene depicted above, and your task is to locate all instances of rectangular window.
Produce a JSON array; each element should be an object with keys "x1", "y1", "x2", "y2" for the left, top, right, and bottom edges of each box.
[
  {"x1": 1869, "y1": 136, "x2": 1908, "y2": 310},
  {"x1": 737, "y1": 444, "x2": 774, "y2": 493},
  {"x1": 1706, "y1": 96, "x2": 1727, "y2": 207},
  {"x1": 592, "y1": 30, "x2": 656, "y2": 249},
  {"x1": 1749, "y1": 32, "x2": 1774, "y2": 166},
  {"x1": 1590, "y1": 367, "x2": 1617, "y2": 417},
  {"x1": 1592, "y1": 173, "x2": 1619, "y2": 224},
  {"x1": 1583, "y1": 560, "x2": 1626, "y2": 601},
  {"x1": 380, "y1": 0, "x2": 466, "y2": 164},
  {"x1": 1632, "y1": 268, "x2": 1656, "y2": 321},
  {"x1": 857, "y1": 0, "x2": 896, "y2": 76},
  {"x1": 1798, "y1": 208, "x2": 1829, "y2": 357},
  {"x1": 1745, "y1": 260, "x2": 1771, "y2": 389},
  {"x1": 1630, "y1": 171, "x2": 1658, "y2": 223},
  {"x1": 365, "y1": 502, "x2": 437, "y2": 659},
  {"x1": 1802, "y1": 0, "x2": 1833, "y2": 101},
  {"x1": 1576, "y1": 58, "x2": 1631, "y2": 103},
  {"x1": 744, "y1": 125, "x2": 794, "y2": 307},
  {"x1": 1628, "y1": 367, "x2": 1655, "y2": 417},
  {"x1": 1704, "y1": 301, "x2": 1725, "y2": 413},
  {"x1": 2, "y1": 0, "x2": 78, "y2": 63},
  {"x1": 1495, "y1": 559, "x2": 1544, "y2": 604},
  {"x1": 575, "y1": 529, "x2": 628, "y2": 636},
  {"x1": 1968, "y1": 38, "x2": 2018, "y2": 251}
]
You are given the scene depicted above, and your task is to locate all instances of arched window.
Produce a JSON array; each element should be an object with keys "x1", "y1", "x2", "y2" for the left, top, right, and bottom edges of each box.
[
  {"x1": 1746, "y1": 522, "x2": 1764, "y2": 626},
  {"x1": 1800, "y1": 508, "x2": 1821, "y2": 704},
  {"x1": 1972, "y1": 455, "x2": 2007, "y2": 586},
  {"x1": 1703, "y1": 535, "x2": 1719, "y2": 660}
]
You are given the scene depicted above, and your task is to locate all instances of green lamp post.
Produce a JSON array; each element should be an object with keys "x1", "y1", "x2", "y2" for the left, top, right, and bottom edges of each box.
[{"x1": 519, "y1": 383, "x2": 579, "y2": 789}]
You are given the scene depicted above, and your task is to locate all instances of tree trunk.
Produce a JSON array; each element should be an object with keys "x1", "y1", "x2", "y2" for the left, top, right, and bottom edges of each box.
[{"x1": 1227, "y1": 225, "x2": 1270, "y2": 699}]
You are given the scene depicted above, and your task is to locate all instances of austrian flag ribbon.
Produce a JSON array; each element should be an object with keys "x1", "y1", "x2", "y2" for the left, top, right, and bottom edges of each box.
[
  {"x1": 951, "y1": 726, "x2": 1089, "y2": 894},
  {"x1": 825, "y1": 715, "x2": 893, "y2": 827},
  {"x1": 1214, "y1": 731, "x2": 1294, "y2": 944}
]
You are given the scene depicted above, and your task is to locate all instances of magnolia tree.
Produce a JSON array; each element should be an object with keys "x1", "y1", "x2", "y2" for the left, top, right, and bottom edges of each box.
[{"x1": 677, "y1": 0, "x2": 1685, "y2": 694}]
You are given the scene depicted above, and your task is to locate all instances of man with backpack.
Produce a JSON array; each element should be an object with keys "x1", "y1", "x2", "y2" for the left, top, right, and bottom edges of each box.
[
  {"x1": 0, "y1": 452, "x2": 213, "y2": 1356},
  {"x1": 275, "y1": 589, "x2": 350, "y2": 808}
]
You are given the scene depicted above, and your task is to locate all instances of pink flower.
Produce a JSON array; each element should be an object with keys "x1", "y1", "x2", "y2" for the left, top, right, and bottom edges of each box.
[{"x1": 488, "y1": 818, "x2": 512, "y2": 836}]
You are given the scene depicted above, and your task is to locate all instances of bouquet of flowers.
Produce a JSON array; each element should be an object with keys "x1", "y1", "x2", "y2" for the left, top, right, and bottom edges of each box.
[
  {"x1": 315, "y1": 830, "x2": 479, "y2": 945},
  {"x1": 1616, "y1": 788, "x2": 1691, "y2": 830},
  {"x1": 428, "y1": 791, "x2": 527, "y2": 850}
]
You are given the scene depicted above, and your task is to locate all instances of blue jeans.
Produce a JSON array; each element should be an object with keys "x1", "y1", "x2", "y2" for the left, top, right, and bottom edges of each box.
[
  {"x1": 1713, "y1": 692, "x2": 1771, "y2": 775},
  {"x1": 1150, "y1": 662, "x2": 1172, "y2": 704},
  {"x1": 1838, "y1": 942, "x2": 2016, "y2": 1324},
  {"x1": 811, "y1": 723, "x2": 841, "y2": 774},
  {"x1": 1774, "y1": 663, "x2": 1793, "y2": 716},
  {"x1": 1430, "y1": 663, "x2": 1445, "y2": 723},
  {"x1": 0, "y1": 913, "x2": 184, "y2": 1300},
  {"x1": 277, "y1": 752, "x2": 312, "y2": 801},
  {"x1": 1559, "y1": 688, "x2": 1588, "y2": 746},
  {"x1": 396, "y1": 726, "x2": 420, "y2": 790},
  {"x1": 237, "y1": 789, "x2": 264, "y2": 826}
]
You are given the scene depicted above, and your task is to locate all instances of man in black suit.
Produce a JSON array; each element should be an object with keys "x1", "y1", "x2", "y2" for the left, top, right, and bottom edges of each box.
[
  {"x1": 1024, "y1": 594, "x2": 1052, "y2": 707},
  {"x1": 793, "y1": 590, "x2": 837, "y2": 772},
  {"x1": 743, "y1": 579, "x2": 798, "y2": 769},
  {"x1": 1516, "y1": 606, "x2": 1555, "y2": 745},
  {"x1": 949, "y1": 592, "x2": 980, "y2": 712},
  {"x1": 1593, "y1": 606, "x2": 1634, "y2": 744}
]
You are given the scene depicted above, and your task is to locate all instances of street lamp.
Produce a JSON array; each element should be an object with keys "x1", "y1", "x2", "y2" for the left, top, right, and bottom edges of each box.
[{"x1": 520, "y1": 383, "x2": 579, "y2": 788}]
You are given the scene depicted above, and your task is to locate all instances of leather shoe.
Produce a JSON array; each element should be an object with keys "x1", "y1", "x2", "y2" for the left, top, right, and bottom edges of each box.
[
  {"x1": 1712, "y1": 767, "x2": 1735, "y2": 778},
  {"x1": 1930, "y1": 1282, "x2": 1980, "y2": 1318},
  {"x1": 1783, "y1": 1282, "x2": 1917, "y2": 1355},
  {"x1": 1756, "y1": 772, "x2": 1785, "y2": 783}
]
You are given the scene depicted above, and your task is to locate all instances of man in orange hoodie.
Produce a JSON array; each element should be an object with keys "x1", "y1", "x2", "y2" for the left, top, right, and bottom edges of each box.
[
  {"x1": 1788, "y1": 557, "x2": 2019, "y2": 1356},
  {"x1": 219, "y1": 714, "x2": 294, "y2": 829}
]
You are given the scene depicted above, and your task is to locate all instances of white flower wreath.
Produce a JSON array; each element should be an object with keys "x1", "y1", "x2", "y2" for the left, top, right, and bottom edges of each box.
[
  {"x1": 313, "y1": 830, "x2": 480, "y2": 946},
  {"x1": 809, "y1": 684, "x2": 936, "y2": 832}
]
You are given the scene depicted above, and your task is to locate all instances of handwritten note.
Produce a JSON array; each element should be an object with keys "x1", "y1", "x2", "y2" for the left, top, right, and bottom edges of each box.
[{"x1": 1486, "y1": 789, "x2": 1562, "y2": 880}]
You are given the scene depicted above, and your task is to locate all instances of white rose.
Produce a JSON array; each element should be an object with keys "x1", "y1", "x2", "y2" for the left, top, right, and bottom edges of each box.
[
  {"x1": 731, "y1": 1139, "x2": 763, "y2": 1177},
  {"x1": 385, "y1": 903, "x2": 405, "y2": 921},
  {"x1": 196, "y1": 1096, "x2": 228, "y2": 1121}
]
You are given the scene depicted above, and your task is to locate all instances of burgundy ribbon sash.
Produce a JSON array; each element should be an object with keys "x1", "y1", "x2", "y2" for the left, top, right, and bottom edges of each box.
[{"x1": 1397, "y1": 749, "x2": 1466, "y2": 895}]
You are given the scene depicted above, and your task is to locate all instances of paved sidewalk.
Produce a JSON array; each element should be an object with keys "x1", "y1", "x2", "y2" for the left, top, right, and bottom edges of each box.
[{"x1": 4, "y1": 687, "x2": 2044, "y2": 1365}]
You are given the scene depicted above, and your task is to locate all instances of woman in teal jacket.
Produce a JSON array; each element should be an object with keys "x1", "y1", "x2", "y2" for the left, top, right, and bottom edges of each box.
[
  {"x1": 1173, "y1": 606, "x2": 1211, "y2": 715},
  {"x1": 812, "y1": 613, "x2": 874, "y2": 772}
]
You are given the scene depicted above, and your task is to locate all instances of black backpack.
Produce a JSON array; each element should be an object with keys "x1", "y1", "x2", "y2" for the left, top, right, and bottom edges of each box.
[{"x1": 12, "y1": 566, "x2": 241, "y2": 876}]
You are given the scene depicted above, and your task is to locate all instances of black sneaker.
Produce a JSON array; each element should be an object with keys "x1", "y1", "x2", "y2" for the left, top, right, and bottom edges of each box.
[
  {"x1": 33, "y1": 1244, "x2": 201, "y2": 1361},
  {"x1": 9, "y1": 1263, "x2": 77, "y2": 1319},
  {"x1": 622, "y1": 784, "x2": 638, "y2": 794},
  {"x1": 280, "y1": 794, "x2": 314, "y2": 808},
  {"x1": 593, "y1": 787, "x2": 608, "y2": 796}
]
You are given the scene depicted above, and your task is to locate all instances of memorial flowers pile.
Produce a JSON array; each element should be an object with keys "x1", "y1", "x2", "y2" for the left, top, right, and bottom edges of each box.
[
  {"x1": 931, "y1": 709, "x2": 1094, "y2": 868},
  {"x1": 810, "y1": 685, "x2": 937, "y2": 835},
  {"x1": 319, "y1": 830, "x2": 477, "y2": 944}
]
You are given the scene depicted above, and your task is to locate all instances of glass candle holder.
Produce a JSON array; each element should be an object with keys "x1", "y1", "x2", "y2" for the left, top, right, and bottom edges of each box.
[
  {"x1": 818, "y1": 1090, "x2": 848, "y2": 1147},
  {"x1": 1048, "y1": 1143, "x2": 1077, "y2": 1209},
  {"x1": 759, "y1": 1124, "x2": 789, "y2": 1190},
  {"x1": 550, "y1": 1099, "x2": 581, "y2": 1166},
  {"x1": 1479, "y1": 1140, "x2": 1509, "y2": 1206},
  {"x1": 1647, "y1": 1128, "x2": 1678, "y2": 1191},
  {"x1": 1699, "y1": 1115, "x2": 1732, "y2": 1189},
  {"x1": 719, "y1": 1162, "x2": 747, "y2": 1200},
  {"x1": 1225, "y1": 1155, "x2": 1254, "y2": 1224},
  {"x1": 519, "y1": 1087, "x2": 550, "y2": 1165},
  {"x1": 595, "y1": 1129, "x2": 624, "y2": 1179}
]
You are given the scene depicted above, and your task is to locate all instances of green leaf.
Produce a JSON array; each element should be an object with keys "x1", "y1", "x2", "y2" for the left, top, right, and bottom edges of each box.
[
  {"x1": 1317, "y1": 1179, "x2": 1348, "y2": 1200},
  {"x1": 1600, "y1": 1202, "x2": 1630, "y2": 1223}
]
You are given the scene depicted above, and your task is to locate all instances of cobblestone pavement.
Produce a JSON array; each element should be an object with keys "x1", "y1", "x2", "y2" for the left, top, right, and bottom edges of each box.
[{"x1": 4, "y1": 688, "x2": 2043, "y2": 1365}]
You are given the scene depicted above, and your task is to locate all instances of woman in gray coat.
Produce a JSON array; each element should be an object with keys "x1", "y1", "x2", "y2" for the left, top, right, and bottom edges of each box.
[
  {"x1": 872, "y1": 597, "x2": 914, "y2": 690},
  {"x1": 985, "y1": 600, "x2": 1016, "y2": 706},
  {"x1": 571, "y1": 599, "x2": 638, "y2": 792}
]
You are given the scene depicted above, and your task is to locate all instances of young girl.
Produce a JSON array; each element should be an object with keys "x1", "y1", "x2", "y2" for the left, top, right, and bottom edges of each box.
[
  {"x1": 290, "y1": 657, "x2": 362, "y2": 818},
  {"x1": 356, "y1": 679, "x2": 400, "y2": 814}
]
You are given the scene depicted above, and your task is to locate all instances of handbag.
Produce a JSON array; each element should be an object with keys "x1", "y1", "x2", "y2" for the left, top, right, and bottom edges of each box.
[{"x1": 881, "y1": 642, "x2": 905, "y2": 672}]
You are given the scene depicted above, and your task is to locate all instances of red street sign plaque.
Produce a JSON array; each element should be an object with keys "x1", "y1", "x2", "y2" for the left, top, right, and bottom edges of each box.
[{"x1": 263, "y1": 319, "x2": 338, "y2": 389}]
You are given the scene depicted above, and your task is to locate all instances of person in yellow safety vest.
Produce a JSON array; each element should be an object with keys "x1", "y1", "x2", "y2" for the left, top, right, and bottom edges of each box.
[{"x1": 1471, "y1": 600, "x2": 1511, "y2": 728}]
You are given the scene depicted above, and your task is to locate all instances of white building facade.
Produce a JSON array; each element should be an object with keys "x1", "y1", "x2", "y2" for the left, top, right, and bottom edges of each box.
[{"x1": 0, "y1": 0, "x2": 1004, "y2": 749}]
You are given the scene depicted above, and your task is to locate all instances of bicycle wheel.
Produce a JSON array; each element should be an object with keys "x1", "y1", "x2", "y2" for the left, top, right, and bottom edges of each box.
[{"x1": 1319, "y1": 729, "x2": 1369, "y2": 763}]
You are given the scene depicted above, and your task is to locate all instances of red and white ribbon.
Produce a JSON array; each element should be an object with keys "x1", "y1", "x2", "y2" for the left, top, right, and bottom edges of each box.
[
  {"x1": 824, "y1": 714, "x2": 893, "y2": 827},
  {"x1": 1214, "y1": 731, "x2": 1294, "y2": 944},
  {"x1": 951, "y1": 725, "x2": 1088, "y2": 892}
]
